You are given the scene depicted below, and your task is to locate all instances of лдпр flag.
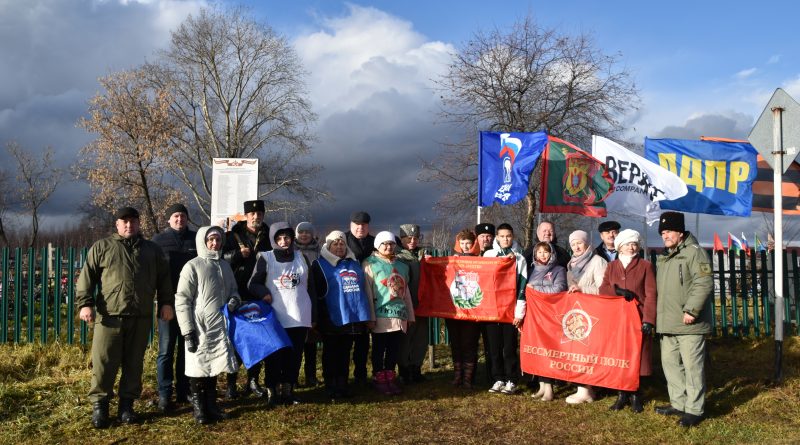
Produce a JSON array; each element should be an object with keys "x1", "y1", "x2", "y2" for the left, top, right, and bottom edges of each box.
[
  {"x1": 224, "y1": 300, "x2": 292, "y2": 369},
  {"x1": 479, "y1": 131, "x2": 548, "y2": 206},
  {"x1": 520, "y1": 289, "x2": 642, "y2": 391},
  {"x1": 540, "y1": 136, "x2": 614, "y2": 217},
  {"x1": 592, "y1": 135, "x2": 688, "y2": 224},
  {"x1": 417, "y1": 256, "x2": 517, "y2": 323},
  {"x1": 644, "y1": 138, "x2": 757, "y2": 216}
]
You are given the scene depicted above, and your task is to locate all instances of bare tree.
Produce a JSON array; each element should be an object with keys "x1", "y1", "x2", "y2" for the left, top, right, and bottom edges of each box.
[
  {"x1": 6, "y1": 141, "x2": 62, "y2": 247},
  {"x1": 145, "y1": 6, "x2": 324, "y2": 219},
  {"x1": 78, "y1": 69, "x2": 186, "y2": 236},
  {"x1": 423, "y1": 16, "x2": 639, "y2": 247}
]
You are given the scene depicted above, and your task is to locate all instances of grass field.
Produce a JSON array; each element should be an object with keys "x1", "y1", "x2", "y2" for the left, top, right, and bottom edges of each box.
[{"x1": 0, "y1": 336, "x2": 798, "y2": 445}]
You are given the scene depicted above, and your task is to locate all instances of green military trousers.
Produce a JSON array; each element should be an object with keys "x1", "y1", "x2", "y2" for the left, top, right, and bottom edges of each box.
[
  {"x1": 88, "y1": 315, "x2": 152, "y2": 403},
  {"x1": 659, "y1": 334, "x2": 707, "y2": 416}
]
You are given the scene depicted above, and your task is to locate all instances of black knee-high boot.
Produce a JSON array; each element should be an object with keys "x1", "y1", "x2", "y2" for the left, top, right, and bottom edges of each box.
[
  {"x1": 190, "y1": 377, "x2": 210, "y2": 425},
  {"x1": 205, "y1": 377, "x2": 228, "y2": 421}
]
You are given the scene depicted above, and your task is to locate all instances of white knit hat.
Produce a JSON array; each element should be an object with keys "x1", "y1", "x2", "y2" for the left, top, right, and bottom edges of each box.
[
  {"x1": 614, "y1": 229, "x2": 641, "y2": 251},
  {"x1": 568, "y1": 230, "x2": 589, "y2": 246},
  {"x1": 324, "y1": 230, "x2": 346, "y2": 249},
  {"x1": 374, "y1": 231, "x2": 397, "y2": 249}
]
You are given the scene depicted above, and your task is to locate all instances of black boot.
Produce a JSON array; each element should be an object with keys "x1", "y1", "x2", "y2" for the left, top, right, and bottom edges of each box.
[
  {"x1": 337, "y1": 376, "x2": 353, "y2": 398},
  {"x1": 247, "y1": 366, "x2": 266, "y2": 398},
  {"x1": 204, "y1": 377, "x2": 229, "y2": 421},
  {"x1": 630, "y1": 390, "x2": 644, "y2": 413},
  {"x1": 118, "y1": 398, "x2": 139, "y2": 424},
  {"x1": 282, "y1": 383, "x2": 300, "y2": 405},
  {"x1": 91, "y1": 400, "x2": 110, "y2": 429},
  {"x1": 412, "y1": 365, "x2": 426, "y2": 383},
  {"x1": 190, "y1": 378, "x2": 211, "y2": 425},
  {"x1": 265, "y1": 386, "x2": 278, "y2": 407},
  {"x1": 609, "y1": 391, "x2": 629, "y2": 411},
  {"x1": 225, "y1": 373, "x2": 239, "y2": 400},
  {"x1": 398, "y1": 366, "x2": 412, "y2": 384}
]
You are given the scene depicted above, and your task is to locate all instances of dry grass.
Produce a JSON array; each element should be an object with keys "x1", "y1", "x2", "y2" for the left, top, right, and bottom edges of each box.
[{"x1": 0, "y1": 337, "x2": 799, "y2": 444}]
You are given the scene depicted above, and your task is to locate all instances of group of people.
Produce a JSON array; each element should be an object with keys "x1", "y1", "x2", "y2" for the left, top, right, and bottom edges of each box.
[{"x1": 75, "y1": 200, "x2": 713, "y2": 430}]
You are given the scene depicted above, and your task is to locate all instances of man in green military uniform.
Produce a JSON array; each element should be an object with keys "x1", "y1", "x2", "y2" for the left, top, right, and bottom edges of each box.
[
  {"x1": 396, "y1": 223, "x2": 429, "y2": 384},
  {"x1": 654, "y1": 211, "x2": 713, "y2": 428},
  {"x1": 76, "y1": 207, "x2": 174, "y2": 429}
]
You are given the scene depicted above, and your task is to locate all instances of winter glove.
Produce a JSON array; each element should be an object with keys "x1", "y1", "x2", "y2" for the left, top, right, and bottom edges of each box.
[
  {"x1": 641, "y1": 322, "x2": 655, "y2": 336},
  {"x1": 227, "y1": 296, "x2": 242, "y2": 314},
  {"x1": 614, "y1": 284, "x2": 636, "y2": 302},
  {"x1": 184, "y1": 332, "x2": 199, "y2": 353}
]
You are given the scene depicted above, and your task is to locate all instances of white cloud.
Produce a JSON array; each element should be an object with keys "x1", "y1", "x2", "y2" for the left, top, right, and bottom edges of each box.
[
  {"x1": 782, "y1": 75, "x2": 800, "y2": 99},
  {"x1": 767, "y1": 54, "x2": 781, "y2": 64},
  {"x1": 735, "y1": 67, "x2": 757, "y2": 79},
  {"x1": 294, "y1": 4, "x2": 455, "y2": 116}
]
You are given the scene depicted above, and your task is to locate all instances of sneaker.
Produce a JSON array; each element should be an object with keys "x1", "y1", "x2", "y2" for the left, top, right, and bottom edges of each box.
[
  {"x1": 488, "y1": 380, "x2": 505, "y2": 393},
  {"x1": 500, "y1": 381, "x2": 518, "y2": 395}
]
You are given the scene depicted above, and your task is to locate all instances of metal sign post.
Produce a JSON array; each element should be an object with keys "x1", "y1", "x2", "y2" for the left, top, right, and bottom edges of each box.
[{"x1": 748, "y1": 88, "x2": 800, "y2": 383}]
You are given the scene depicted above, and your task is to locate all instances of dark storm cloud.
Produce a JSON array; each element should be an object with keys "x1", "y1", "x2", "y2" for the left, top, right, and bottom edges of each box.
[{"x1": 654, "y1": 112, "x2": 753, "y2": 140}]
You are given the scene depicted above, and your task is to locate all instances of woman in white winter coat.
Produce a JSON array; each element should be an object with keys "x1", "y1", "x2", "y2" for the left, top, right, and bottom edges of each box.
[{"x1": 175, "y1": 226, "x2": 240, "y2": 425}]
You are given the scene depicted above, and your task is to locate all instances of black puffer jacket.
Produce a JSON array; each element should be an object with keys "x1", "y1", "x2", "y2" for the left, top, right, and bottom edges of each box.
[
  {"x1": 223, "y1": 221, "x2": 272, "y2": 300},
  {"x1": 152, "y1": 227, "x2": 197, "y2": 293}
]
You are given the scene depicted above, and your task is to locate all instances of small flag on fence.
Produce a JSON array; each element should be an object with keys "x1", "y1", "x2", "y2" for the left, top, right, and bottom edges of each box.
[
  {"x1": 728, "y1": 232, "x2": 744, "y2": 255},
  {"x1": 713, "y1": 232, "x2": 725, "y2": 252},
  {"x1": 741, "y1": 233, "x2": 751, "y2": 256},
  {"x1": 755, "y1": 233, "x2": 767, "y2": 252}
]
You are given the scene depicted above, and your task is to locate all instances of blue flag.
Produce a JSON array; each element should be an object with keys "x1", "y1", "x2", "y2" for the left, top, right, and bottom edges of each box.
[
  {"x1": 479, "y1": 131, "x2": 548, "y2": 206},
  {"x1": 223, "y1": 300, "x2": 291, "y2": 369},
  {"x1": 644, "y1": 138, "x2": 757, "y2": 216}
]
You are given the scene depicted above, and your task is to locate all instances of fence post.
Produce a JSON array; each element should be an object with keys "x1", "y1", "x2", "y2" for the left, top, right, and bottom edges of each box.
[
  {"x1": 67, "y1": 248, "x2": 75, "y2": 345},
  {"x1": 1, "y1": 248, "x2": 8, "y2": 343},
  {"x1": 13, "y1": 248, "x2": 21, "y2": 344},
  {"x1": 763, "y1": 250, "x2": 772, "y2": 336},
  {"x1": 27, "y1": 247, "x2": 35, "y2": 343},
  {"x1": 792, "y1": 250, "x2": 799, "y2": 335},
  {"x1": 40, "y1": 247, "x2": 48, "y2": 344},
  {"x1": 54, "y1": 247, "x2": 62, "y2": 341},
  {"x1": 719, "y1": 251, "x2": 729, "y2": 336}
]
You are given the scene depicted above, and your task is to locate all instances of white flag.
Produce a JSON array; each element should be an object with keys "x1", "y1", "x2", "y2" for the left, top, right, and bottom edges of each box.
[{"x1": 592, "y1": 135, "x2": 688, "y2": 225}]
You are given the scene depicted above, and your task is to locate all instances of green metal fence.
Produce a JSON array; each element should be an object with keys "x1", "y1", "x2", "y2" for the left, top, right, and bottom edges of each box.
[{"x1": 0, "y1": 246, "x2": 797, "y2": 345}]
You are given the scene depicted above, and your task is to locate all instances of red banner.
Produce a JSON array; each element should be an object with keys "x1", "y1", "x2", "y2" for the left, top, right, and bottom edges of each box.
[
  {"x1": 417, "y1": 256, "x2": 517, "y2": 323},
  {"x1": 520, "y1": 289, "x2": 642, "y2": 391}
]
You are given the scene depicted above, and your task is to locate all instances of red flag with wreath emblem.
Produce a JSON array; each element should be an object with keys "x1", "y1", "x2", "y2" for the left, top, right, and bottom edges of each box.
[
  {"x1": 416, "y1": 256, "x2": 517, "y2": 322},
  {"x1": 520, "y1": 289, "x2": 643, "y2": 391}
]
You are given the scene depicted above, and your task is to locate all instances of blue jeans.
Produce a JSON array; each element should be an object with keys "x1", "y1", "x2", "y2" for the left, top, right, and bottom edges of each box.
[{"x1": 156, "y1": 317, "x2": 189, "y2": 399}]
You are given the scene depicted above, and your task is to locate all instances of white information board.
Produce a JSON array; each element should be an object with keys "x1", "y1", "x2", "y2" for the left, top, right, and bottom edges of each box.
[{"x1": 210, "y1": 158, "x2": 259, "y2": 227}]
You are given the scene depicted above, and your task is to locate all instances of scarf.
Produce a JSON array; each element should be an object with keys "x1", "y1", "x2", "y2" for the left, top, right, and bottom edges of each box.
[
  {"x1": 567, "y1": 249, "x2": 594, "y2": 285},
  {"x1": 618, "y1": 253, "x2": 635, "y2": 269}
]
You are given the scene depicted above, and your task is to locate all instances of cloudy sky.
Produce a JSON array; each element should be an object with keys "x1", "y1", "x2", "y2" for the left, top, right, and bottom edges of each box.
[{"x1": 2, "y1": 0, "x2": 799, "y2": 245}]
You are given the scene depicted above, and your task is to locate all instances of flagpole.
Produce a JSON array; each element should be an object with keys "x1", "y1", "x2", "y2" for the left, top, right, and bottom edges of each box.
[
  {"x1": 771, "y1": 105, "x2": 785, "y2": 383},
  {"x1": 477, "y1": 206, "x2": 481, "y2": 225}
]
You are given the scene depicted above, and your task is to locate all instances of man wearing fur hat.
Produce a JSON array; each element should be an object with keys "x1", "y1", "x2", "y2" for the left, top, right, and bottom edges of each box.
[
  {"x1": 76, "y1": 206, "x2": 173, "y2": 428},
  {"x1": 152, "y1": 204, "x2": 197, "y2": 412},
  {"x1": 594, "y1": 220, "x2": 621, "y2": 262},
  {"x1": 396, "y1": 223, "x2": 429, "y2": 383},
  {"x1": 474, "y1": 223, "x2": 496, "y2": 255},
  {"x1": 346, "y1": 211, "x2": 376, "y2": 384},
  {"x1": 223, "y1": 199, "x2": 273, "y2": 399},
  {"x1": 654, "y1": 211, "x2": 713, "y2": 428}
]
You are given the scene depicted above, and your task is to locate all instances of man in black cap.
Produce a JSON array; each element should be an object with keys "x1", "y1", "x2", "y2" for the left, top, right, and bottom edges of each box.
[
  {"x1": 654, "y1": 211, "x2": 713, "y2": 428},
  {"x1": 345, "y1": 211, "x2": 375, "y2": 384},
  {"x1": 474, "y1": 223, "x2": 496, "y2": 255},
  {"x1": 223, "y1": 199, "x2": 272, "y2": 399},
  {"x1": 594, "y1": 220, "x2": 621, "y2": 262},
  {"x1": 152, "y1": 203, "x2": 197, "y2": 412},
  {"x1": 76, "y1": 206, "x2": 173, "y2": 428}
]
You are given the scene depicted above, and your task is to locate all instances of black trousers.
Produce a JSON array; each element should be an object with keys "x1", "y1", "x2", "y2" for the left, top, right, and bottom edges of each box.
[
  {"x1": 485, "y1": 322, "x2": 520, "y2": 384},
  {"x1": 352, "y1": 332, "x2": 370, "y2": 380},
  {"x1": 322, "y1": 334, "x2": 354, "y2": 384},
  {"x1": 264, "y1": 327, "x2": 308, "y2": 387},
  {"x1": 371, "y1": 331, "x2": 404, "y2": 374},
  {"x1": 446, "y1": 319, "x2": 481, "y2": 364}
]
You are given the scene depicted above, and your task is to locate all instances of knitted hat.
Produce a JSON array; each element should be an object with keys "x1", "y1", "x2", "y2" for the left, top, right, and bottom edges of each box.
[
  {"x1": 243, "y1": 200, "x2": 265, "y2": 213},
  {"x1": 115, "y1": 207, "x2": 139, "y2": 220},
  {"x1": 399, "y1": 224, "x2": 420, "y2": 238},
  {"x1": 350, "y1": 211, "x2": 371, "y2": 223},
  {"x1": 296, "y1": 221, "x2": 314, "y2": 234},
  {"x1": 164, "y1": 203, "x2": 188, "y2": 219},
  {"x1": 658, "y1": 211, "x2": 685, "y2": 234},
  {"x1": 614, "y1": 229, "x2": 641, "y2": 251},
  {"x1": 568, "y1": 230, "x2": 589, "y2": 246},
  {"x1": 325, "y1": 230, "x2": 346, "y2": 248},
  {"x1": 205, "y1": 226, "x2": 224, "y2": 241},
  {"x1": 598, "y1": 220, "x2": 621, "y2": 233},
  {"x1": 474, "y1": 223, "x2": 495, "y2": 236},
  {"x1": 374, "y1": 231, "x2": 397, "y2": 249}
]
